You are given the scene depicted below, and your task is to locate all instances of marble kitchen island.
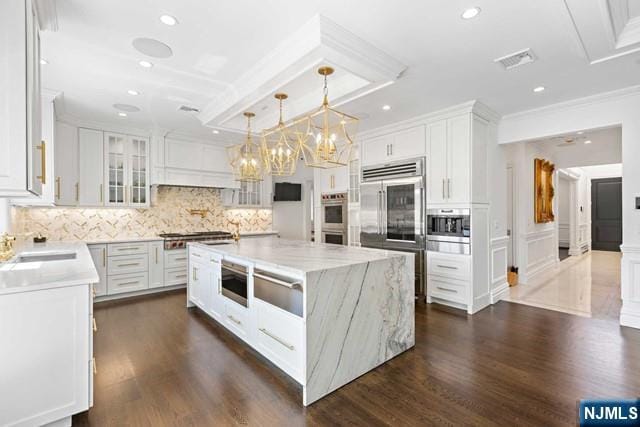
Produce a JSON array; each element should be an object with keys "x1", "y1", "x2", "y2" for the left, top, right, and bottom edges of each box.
[{"x1": 186, "y1": 238, "x2": 415, "y2": 406}]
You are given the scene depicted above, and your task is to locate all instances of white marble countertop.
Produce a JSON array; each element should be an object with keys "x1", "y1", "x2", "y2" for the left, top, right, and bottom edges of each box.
[
  {"x1": 83, "y1": 236, "x2": 164, "y2": 245},
  {"x1": 240, "y1": 231, "x2": 279, "y2": 237},
  {"x1": 0, "y1": 241, "x2": 99, "y2": 295},
  {"x1": 190, "y1": 238, "x2": 411, "y2": 273}
]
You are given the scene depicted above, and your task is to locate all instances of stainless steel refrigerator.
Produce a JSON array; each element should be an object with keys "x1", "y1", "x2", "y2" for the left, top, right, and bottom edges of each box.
[{"x1": 360, "y1": 158, "x2": 426, "y2": 298}]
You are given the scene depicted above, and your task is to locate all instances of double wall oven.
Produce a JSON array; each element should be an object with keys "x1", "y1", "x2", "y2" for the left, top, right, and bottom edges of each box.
[
  {"x1": 360, "y1": 158, "x2": 426, "y2": 297},
  {"x1": 321, "y1": 192, "x2": 348, "y2": 245}
]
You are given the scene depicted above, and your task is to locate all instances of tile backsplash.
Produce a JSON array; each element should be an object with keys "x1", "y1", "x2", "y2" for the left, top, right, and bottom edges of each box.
[{"x1": 12, "y1": 186, "x2": 272, "y2": 241}]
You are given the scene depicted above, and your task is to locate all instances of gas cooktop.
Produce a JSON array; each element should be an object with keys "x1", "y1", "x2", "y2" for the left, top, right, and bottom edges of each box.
[{"x1": 159, "y1": 231, "x2": 233, "y2": 250}]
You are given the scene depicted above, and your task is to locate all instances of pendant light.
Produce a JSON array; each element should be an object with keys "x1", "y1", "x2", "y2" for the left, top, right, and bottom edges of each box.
[
  {"x1": 298, "y1": 66, "x2": 359, "y2": 168},
  {"x1": 261, "y1": 93, "x2": 300, "y2": 176},
  {"x1": 227, "y1": 112, "x2": 265, "y2": 182}
]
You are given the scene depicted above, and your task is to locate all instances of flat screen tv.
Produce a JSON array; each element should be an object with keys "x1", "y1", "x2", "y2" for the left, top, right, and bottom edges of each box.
[{"x1": 274, "y1": 182, "x2": 302, "y2": 202}]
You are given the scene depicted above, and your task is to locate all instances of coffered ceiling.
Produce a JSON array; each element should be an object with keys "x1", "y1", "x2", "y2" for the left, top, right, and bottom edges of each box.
[{"x1": 41, "y1": 0, "x2": 640, "y2": 145}]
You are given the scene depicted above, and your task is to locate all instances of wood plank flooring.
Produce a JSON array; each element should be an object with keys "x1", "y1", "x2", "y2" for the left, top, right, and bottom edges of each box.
[{"x1": 74, "y1": 290, "x2": 640, "y2": 426}]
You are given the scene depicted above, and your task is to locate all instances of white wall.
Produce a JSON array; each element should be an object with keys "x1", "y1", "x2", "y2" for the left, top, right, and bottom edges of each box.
[
  {"x1": 498, "y1": 85, "x2": 640, "y2": 328},
  {"x1": 272, "y1": 159, "x2": 314, "y2": 241},
  {"x1": 580, "y1": 163, "x2": 622, "y2": 179}
]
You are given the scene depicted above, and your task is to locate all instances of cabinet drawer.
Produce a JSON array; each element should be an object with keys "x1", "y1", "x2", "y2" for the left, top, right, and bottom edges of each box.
[
  {"x1": 107, "y1": 242, "x2": 148, "y2": 257},
  {"x1": 108, "y1": 254, "x2": 148, "y2": 275},
  {"x1": 427, "y1": 252, "x2": 470, "y2": 281},
  {"x1": 189, "y1": 246, "x2": 209, "y2": 262},
  {"x1": 255, "y1": 300, "x2": 304, "y2": 383},
  {"x1": 165, "y1": 267, "x2": 188, "y2": 286},
  {"x1": 165, "y1": 249, "x2": 188, "y2": 269},
  {"x1": 428, "y1": 275, "x2": 468, "y2": 304},
  {"x1": 223, "y1": 299, "x2": 249, "y2": 341},
  {"x1": 107, "y1": 272, "x2": 149, "y2": 295}
]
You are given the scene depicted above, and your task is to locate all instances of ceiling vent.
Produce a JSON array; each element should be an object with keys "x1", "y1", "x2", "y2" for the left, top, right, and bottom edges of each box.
[
  {"x1": 178, "y1": 105, "x2": 200, "y2": 113},
  {"x1": 494, "y1": 48, "x2": 537, "y2": 70}
]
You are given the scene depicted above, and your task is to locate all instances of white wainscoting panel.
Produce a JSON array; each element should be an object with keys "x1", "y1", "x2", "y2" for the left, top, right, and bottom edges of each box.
[
  {"x1": 490, "y1": 236, "x2": 509, "y2": 304},
  {"x1": 558, "y1": 224, "x2": 570, "y2": 248},
  {"x1": 621, "y1": 244, "x2": 640, "y2": 329},
  {"x1": 521, "y1": 229, "x2": 557, "y2": 284}
]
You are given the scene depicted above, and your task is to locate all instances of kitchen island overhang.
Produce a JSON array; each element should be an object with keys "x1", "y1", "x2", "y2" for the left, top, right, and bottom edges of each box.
[{"x1": 186, "y1": 238, "x2": 415, "y2": 405}]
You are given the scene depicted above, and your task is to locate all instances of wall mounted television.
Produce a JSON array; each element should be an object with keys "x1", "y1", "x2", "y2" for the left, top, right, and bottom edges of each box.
[{"x1": 274, "y1": 182, "x2": 302, "y2": 202}]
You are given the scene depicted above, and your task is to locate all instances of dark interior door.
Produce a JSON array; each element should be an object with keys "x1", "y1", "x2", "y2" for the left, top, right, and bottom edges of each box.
[{"x1": 591, "y1": 178, "x2": 622, "y2": 251}]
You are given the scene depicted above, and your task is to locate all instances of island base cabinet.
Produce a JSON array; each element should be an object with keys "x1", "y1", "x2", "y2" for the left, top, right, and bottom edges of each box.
[
  {"x1": 0, "y1": 285, "x2": 91, "y2": 427},
  {"x1": 223, "y1": 299, "x2": 250, "y2": 341},
  {"x1": 255, "y1": 299, "x2": 304, "y2": 383}
]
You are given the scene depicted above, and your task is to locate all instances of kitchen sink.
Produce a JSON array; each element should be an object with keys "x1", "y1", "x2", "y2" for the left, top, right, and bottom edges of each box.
[{"x1": 16, "y1": 252, "x2": 77, "y2": 263}]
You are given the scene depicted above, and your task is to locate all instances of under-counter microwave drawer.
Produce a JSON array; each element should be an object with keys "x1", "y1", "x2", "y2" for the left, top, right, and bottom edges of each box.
[
  {"x1": 253, "y1": 269, "x2": 303, "y2": 317},
  {"x1": 165, "y1": 249, "x2": 188, "y2": 269},
  {"x1": 255, "y1": 299, "x2": 304, "y2": 383},
  {"x1": 107, "y1": 272, "x2": 149, "y2": 295},
  {"x1": 107, "y1": 242, "x2": 148, "y2": 257},
  {"x1": 165, "y1": 267, "x2": 188, "y2": 286},
  {"x1": 108, "y1": 254, "x2": 148, "y2": 275}
]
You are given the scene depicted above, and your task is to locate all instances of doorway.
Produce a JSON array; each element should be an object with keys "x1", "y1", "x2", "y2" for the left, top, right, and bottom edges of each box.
[
  {"x1": 557, "y1": 172, "x2": 572, "y2": 261},
  {"x1": 591, "y1": 178, "x2": 622, "y2": 251}
]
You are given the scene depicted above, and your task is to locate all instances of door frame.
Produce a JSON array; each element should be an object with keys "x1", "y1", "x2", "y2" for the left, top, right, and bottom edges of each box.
[{"x1": 506, "y1": 163, "x2": 518, "y2": 268}]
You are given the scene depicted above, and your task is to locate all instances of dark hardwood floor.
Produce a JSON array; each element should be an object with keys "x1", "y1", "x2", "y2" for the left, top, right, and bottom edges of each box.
[{"x1": 74, "y1": 290, "x2": 640, "y2": 426}]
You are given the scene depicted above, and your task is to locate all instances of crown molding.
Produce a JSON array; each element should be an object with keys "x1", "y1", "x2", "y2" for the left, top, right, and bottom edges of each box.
[
  {"x1": 358, "y1": 100, "x2": 499, "y2": 141},
  {"x1": 500, "y1": 84, "x2": 640, "y2": 123},
  {"x1": 197, "y1": 14, "x2": 407, "y2": 131}
]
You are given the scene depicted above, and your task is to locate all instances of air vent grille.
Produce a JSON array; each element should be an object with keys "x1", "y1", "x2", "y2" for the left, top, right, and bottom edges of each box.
[
  {"x1": 179, "y1": 105, "x2": 200, "y2": 113},
  {"x1": 494, "y1": 48, "x2": 537, "y2": 70},
  {"x1": 362, "y1": 159, "x2": 422, "y2": 181}
]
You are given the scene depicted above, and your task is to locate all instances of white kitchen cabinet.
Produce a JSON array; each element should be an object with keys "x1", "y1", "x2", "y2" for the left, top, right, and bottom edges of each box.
[
  {"x1": 222, "y1": 175, "x2": 273, "y2": 207},
  {"x1": 361, "y1": 125, "x2": 425, "y2": 167},
  {"x1": 427, "y1": 114, "x2": 483, "y2": 205},
  {"x1": 79, "y1": 128, "x2": 104, "y2": 206},
  {"x1": 88, "y1": 244, "x2": 107, "y2": 296},
  {"x1": 104, "y1": 132, "x2": 150, "y2": 207},
  {"x1": 55, "y1": 122, "x2": 79, "y2": 206},
  {"x1": 0, "y1": 284, "x2": 92, "y2": 426},
  {"x1": 0, "y1": 0, "x2": 43, "y2": 197},
  {"x1": 209, "y1": 256, "x2": 223, "y2": 320},
  {"x1": 318, "y1": 166, "x2": 348, "y2": 194},
  {"x1": 149, "y1": 241, "x2": 165, "y2": 289}
]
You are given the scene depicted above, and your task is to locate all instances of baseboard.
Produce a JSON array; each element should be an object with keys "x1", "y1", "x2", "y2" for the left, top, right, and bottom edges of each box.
[
  {"x1": 620, "y1": 302, "x2": 640, "y2": 329},
  {"x1": 95, "y1": 284, "x2": 186, "y2": 303},
  {"x1": 490, "y1": 282, "x2": 510, "y2": 304},
  {"x1": 521, "y1": 258, "x2": 557, "y2": 284},
  {"x1": 469, "y1": 293, "x2": 491, "y2": 314}
]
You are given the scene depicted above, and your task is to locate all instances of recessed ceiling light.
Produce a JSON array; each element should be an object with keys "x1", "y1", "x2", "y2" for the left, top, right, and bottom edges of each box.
[
  {"x1": 584, "y1": 140, "x2": 592, "y2": 144},
  {"x1": 127, "y1": 90, "x2": 139, "y2": 96},
  {"x1": 159, "y1": 15, "x2": 178, "y2": 26},
  {"x1": 40, "y1": 58, "x2": 48, "y2": 65},
  {"x1": 382, "y1": 105, "x2": 391, "y2": 111},
  {"x1": 461, "y1": 7, "x2": 481, "y2": 19},
  {"x1": 118, "y1": 112, "x2": 127, "y2": 117},
  {"x1": 139, "y1": 60, "x2": 153, "y2": 68},
  {"x1": 533, "y1": 86, "x2": 545, "y2": 93},
  {"x1": 212, "y1": 130, "x2": 220, "y2": 134}
]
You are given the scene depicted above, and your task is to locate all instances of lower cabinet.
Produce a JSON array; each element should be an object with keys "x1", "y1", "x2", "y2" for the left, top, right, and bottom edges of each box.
[
  {"x1": 427, "y1": 251, "x2": 471, "y2": 309},
  {"x1": 148, "y1": 241, "x2": 164, "y2": 289},
  {"x1": 88, "y1": 244, "x2": 107, "y2": 296},
  {"x1": 0, "y1": 284, "x2": 93, "y2": 426},
  {"x1": 165, "y1": 248, "x2": 188, "y2": 287}
]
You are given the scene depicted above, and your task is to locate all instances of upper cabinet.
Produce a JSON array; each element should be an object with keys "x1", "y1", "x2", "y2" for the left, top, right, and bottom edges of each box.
[
  {"x1": 427, "y1": 113, "x2": 488, "y2": 205},
  {"x1": 79, "y1": 128, "x2": 104, "y2": 206},
  {"x1": 222, "y1": 175, "x2": 272, "y2": 208},
  {"x1": 361, "y1": 125, "x2": 425, "y2": 167},
  {"x1": 0, "y1": 0, "x2": 44, "y2": 197},
  {"x1": 54, "y1": 122, "x2": 78, "y2": 206},
  {"x1": 318, "y1": 166, "x2": 348, "y2": 195},
  {"x1": 104, "y1": 133, "x2": 149, "y2": 207}
]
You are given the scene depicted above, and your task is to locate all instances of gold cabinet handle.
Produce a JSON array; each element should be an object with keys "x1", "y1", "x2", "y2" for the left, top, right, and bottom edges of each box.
[
  {"x1": 92, "y1": 317, "x2": 97, "y2": 332},
  {"x1": 117, "y1": 262, "x2": 140, "y2": 267},
  {"x1": 36, "y1": 140, "x2": 46, "y2": 184},
  {"x1": 102, "y1": 248, "x2": 106, "y2": 267},
  {"x1": 99, "y1": 184, "x2": 103, "y2": 203},
  {"x1": 155, "y1": 246, "x2": 158, "y2": 264},
  {"x1": 227, "y1": 315, "x2": 241, "y2": 325},
  {"x1": 259, "y1": 328, "x2": 295, "y2": 350},
  {"x1": 192, "y1": 267, "x2": 198, "y2": 281},
  {"x1": 55, "y1": 177, "x2": 61, "y2": 200},
  {"x1": 75, "y1": 182, "x2": 79, "y2": 202},
  {"x1": 92, "y1": 357, "x2": 97, "y2": 375},
  {"x1": 92, "y1": 285, "x2": 96, "y2": 299}
]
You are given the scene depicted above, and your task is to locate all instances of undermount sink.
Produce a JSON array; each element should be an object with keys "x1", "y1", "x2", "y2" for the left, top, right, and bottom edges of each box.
[{"x1": 16, "y1": 252, "x2": 77, "y2": 263}]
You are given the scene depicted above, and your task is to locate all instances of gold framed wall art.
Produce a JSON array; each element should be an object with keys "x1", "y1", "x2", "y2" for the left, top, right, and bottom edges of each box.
[{"x1": 534, "y1": 158, "x2": 555, "y2": 223}]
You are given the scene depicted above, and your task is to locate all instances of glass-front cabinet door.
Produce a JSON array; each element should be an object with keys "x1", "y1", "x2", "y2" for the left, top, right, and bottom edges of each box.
[
  {"x1": 105, "y1": 133, "x2": 127, "y2": 206},
  {"x1": 128, "y1": 137, "x2": 148, "y2": 206}
]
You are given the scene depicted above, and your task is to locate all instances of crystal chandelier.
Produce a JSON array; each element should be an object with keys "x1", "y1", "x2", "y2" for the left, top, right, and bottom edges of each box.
[
  {"x1": 227, "y1": 112, "x2": 265, "y2": 182},
  {"x1": 298, "y1": 66, "x2": 359, "y2": 168},
  {"x1": 261, "y1": 93, "x2": 301, "y2": 176}
]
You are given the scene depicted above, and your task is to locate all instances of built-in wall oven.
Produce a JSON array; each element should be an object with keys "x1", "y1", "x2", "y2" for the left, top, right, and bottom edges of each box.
[
  {"x1": 221, "y1": 260, "x2": 248, "y2": 307},
  {"x1": 360, "y1": 158, "x2": 426, "y2": 297},
  {"x1": 427, "y1": 208, "x2": 471, "y2": 254},
  {"x1": 321, "y1": 192, "x2": 348, "y2": 245}
]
